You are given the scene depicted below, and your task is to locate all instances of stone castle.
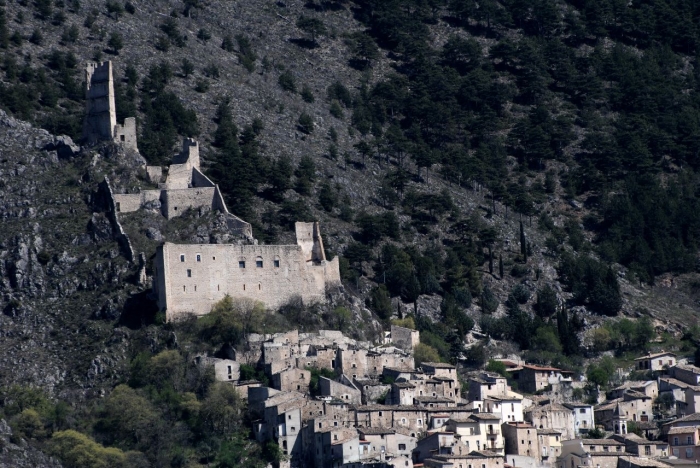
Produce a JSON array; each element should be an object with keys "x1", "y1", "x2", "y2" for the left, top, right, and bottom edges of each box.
[
  {"x1": 85, "y1": 60, "x2": 340, "y2": 320},
  {"x1": 154, "y1": 221, "x2": 340, "y2": 320}
]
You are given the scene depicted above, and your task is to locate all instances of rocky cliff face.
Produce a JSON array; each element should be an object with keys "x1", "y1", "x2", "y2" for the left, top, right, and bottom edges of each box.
[{"x1": 0, "y1": 419, "x2": 62, "y2": 468}]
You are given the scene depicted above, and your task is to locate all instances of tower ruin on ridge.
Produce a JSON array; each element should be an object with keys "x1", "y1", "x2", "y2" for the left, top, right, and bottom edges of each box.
[{"x1": 83, "y1": 61, "x2": 137, "y2": 150}]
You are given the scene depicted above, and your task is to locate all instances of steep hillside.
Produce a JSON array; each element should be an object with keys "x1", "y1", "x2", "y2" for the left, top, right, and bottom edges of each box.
[{"x1": 3, "y1": 0, "x2": 700, "y2": 465}]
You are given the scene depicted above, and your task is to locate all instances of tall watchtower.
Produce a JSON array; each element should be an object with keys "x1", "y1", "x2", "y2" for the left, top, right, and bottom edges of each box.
[{"x1": 83, "y1": 61, "x2": 117, "y2": 143}]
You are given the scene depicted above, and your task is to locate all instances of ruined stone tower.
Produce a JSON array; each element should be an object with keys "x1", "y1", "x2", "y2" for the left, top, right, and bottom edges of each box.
[
  {"x1": 83, "y1": 61, "x2": 138, "y2": 150},
  {"x1": 83, "y1": 61, "x2": 116, "y2": 143}
]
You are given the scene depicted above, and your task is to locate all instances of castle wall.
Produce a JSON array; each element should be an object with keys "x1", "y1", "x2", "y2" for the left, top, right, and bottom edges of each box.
[
  {"x1": 146, "y1": 166, "x2": 163, "y2": 184},
  {"x1": 156, "y1": 242, "x2": 332, "y2": 321},
  {"x1": 113, "y1": 190, "x2": 162, "y2": 213},
  {"x1": 162, "y1": 188, "x2": 217, "y2": 219},
  {"x1": 192, "y1": 167, "x2": 215, "y2": 188},
  {"x1": 114, "y1": 117, "x2": 138, "y2": 151},
  {"x1": 165, "y1": 163, "x2": 193, "y2": 190}
]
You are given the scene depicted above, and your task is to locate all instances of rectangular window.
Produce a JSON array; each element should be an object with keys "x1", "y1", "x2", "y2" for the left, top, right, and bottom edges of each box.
[
  {"x1": 399, "y1": 444, "x2": 406, "y2": 450},
  {"x1": 674, "y1": 438, "x2": 679, "y2": 446},
  {"x1": 274, "y1": 260, "x2": 280, "y2": 267},
  {"x1": 180, "y1": 254, "x2": 185, "y2": 262},
  {"x1": 645, "y1": 446, "x2": 651, "y2": 456},
  {"x1": 256, "y1": 260, "x2": 263, "y2": 268},
  {"x1": 580, "y1": 408, "x2": 586, "y2": 414},
  {"x1": 688, "y1": 437, "x2": 693, "y2": 445},
  {"x1": 196, "y1": 254, "x2": 201, "y2": 262},
  {"x1": 687, "y1": 448, "x2": 693, "y2": 458},
  {"x1": 187, "y1": 269, "x2": 192, "y2": 277},
  {"x1": 239, "y1": 261, "x2": 245, "y2": 268}
]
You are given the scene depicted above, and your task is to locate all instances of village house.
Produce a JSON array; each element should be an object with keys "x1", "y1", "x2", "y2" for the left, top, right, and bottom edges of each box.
[
  {"x1": 662, "y1": 413, "x2": 700, "y2": 460},
  {"x1": 537, "y1": 429, "x2": 562, "y2": 464},
  {"x1": 670, "y1": 364, "x2": 700, "y2": 386},
  {"x1": 468, "y1": 373, "x2": 510, "y2": 401},
  {"x1": 595, "y1": 391, "x2": 653, "y2": 428},
  {"x1": 611, "y1": 433, "x2": 668, "y2": 458},
  {"x1": 562, "y1": 403, "x2": 595, "y2": 436},
  {"x1": 444, "y1": 414, "x2": 505, "y2": 455},
  {"x1": 525, "y1": 403, "x2": 576, "y2": 441},
  {"x1": 320, "y1": 375, "x2": 362, "y2": 405},
  {"x1": 423, "y1": 450, "x2": 504, "y2": 468},
  {"x1": 556, "y1": 439, "x2": 627, "y2": 468},
  {"x1": 413, "y1": 432, "x2": 461, "y2": 463},
  {"x1": 502, "y1": 421, "x2": 540, "y2": 460},
  {"x1": 634, "y1": 352, "x2": 677, "y2": 372},
  {"x1": 515, "y1": 365, "x2": 574, "y2": 394},
  {"x1": 194, "y1": 356, "x2": 240, "y2": 382}
]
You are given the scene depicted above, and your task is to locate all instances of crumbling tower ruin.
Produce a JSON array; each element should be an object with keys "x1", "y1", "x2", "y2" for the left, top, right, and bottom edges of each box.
[{"x1": 83, "y1": 61, "x2": 138, "y2": 150}]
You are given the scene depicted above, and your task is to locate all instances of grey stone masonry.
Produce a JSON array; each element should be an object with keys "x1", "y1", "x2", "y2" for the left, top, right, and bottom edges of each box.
[{"x1": 154, "y1": 222, "x2": 341, "y2": 320}]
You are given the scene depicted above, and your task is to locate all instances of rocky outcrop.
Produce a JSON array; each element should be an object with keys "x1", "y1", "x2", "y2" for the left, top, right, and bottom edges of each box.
[{"x1": 0, "y1": 419, "x2": 62, "y2": 468}]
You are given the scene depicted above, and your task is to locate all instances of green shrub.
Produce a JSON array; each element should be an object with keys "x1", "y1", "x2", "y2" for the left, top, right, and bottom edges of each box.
[{"x1": 298, "y1": 112, "x2": 314, "y2": 134}]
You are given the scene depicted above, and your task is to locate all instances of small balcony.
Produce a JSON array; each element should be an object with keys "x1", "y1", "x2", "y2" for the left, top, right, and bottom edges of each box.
[{"x1": 486, "y1": 428, "x2": 500, "y2": 436}]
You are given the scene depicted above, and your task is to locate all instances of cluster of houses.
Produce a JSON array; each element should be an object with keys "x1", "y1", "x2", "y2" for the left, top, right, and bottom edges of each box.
[{"x1": 196, "y1": 332, "x2": 700, "y2": 468}]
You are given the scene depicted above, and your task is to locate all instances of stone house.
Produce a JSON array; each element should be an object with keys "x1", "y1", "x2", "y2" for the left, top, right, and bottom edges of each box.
[
  {"x1": 562, "y1": 403, "x2": 595, "y2": 436},
  {"x1": 670, "y1": 364, "x2": 700, "y2": 386},
  {"x1": 390, "y1": 325, "x2": 421, "y2": 352},
  {"x1": 608, "y1": 381, "x2": 658, "y2": 400},
  {"x1": 612, "y1": 433, "x2": 668, "y2": 458},
  {"x1": 299, "y1": 345, "x2": 338, "y2": 370},
  {"x1": 515, "y1": 365, "x2": 573, "y2": 394},
  {"x1": 272, "y1": 367, "x2": 311, "y2": 394},
  {"x1": 356, "y1": 379, "x2": 392, "y2": 405},
  {"x1": 484, "y1": 395, "x2": 524, "y2": 423},
  {"x1": 662, "y1": 413, "x2": 700, "y2": 460},
  {"x1": 357, "y1": 427, "x2": 417, "y2": 461},
  {"x1": 413, "y1": 432, "x2": 459, "y2": 463},
  {"x1": 338, "y1": 347, "x2": 370, "y2": 380},
  {"x1": 595, "y1": 392, "x2": 653, "y2": 428},
  {"x1": 194, "y1": 356, "x2": 240, "y2": 382},
  {"x1": 659, "y1": 377, "x2": 693, "y2": 415},
  {"x1": 413, "y1": 396, "x2": 456, "y2": 409},
  {"x1": 634, "y1": 352, "x2": 677, "y2": 372},
  {"x1": 525, "y1": 403, "x2": 576, "y2": 441},
  {"x1": 255, "y1": 391, "x2": 306, "y2": 461},
  {"x1": 421, "y1": 363, "x2": 461, "y2": 399},
  {"x1": 320, "y1": 375, "x2": 362, "y2": 405},
  {"x1": 423, "y1": 450, "x2": 504, "y2": 468},
  {"x1": 468, "y1": 373, "x2": 509, "y2": 401},
  {"x1": 556, "y1": 439, "x2": 626, "y2": 468},
  {"x1": 389, "y1": 381, "x2": 416, "y2": 406},
  {"x1": 502, "y1": 422, "x2": 540, "y2": 460},
  {"x1": 537, "y1": 429, "x2": 561, "y2": 464},
  {"x1": 445, "y1": 414, "x2": 505, "y2": 454},
  {"x1": 667, "y1": 426, "x2": 700, "y2": 460},
  {"x1": 367, "y1": 349, "x2": 414, "y2": 376}
]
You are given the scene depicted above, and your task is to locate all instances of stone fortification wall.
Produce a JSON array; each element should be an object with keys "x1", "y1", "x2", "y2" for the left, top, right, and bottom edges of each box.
[
  {"x1": 113, "y1": 190, "x2": 161, "y2": 213},
  {"x1": 192, "y1": 167, "x2": 215, "y2": 188},
  {"x1": 146, "y1": 166, "x2": 163, "y2": 184},
  {"x1": 98, "y1": 177, "x2": 135, "y2": 262},
  {"x1": 155, "y1": 242, "x2": 336, "y2": 321},
  {"x1": 83, "y1": 61, "x2": 116, "y2": 143},
  {"x1": 165, "y1": 163, "x2": 193, "y2": 190},
  {"x1": 114, "y1": 117, "x2": 137, "y2": 151},
  {"x1": 161, "y1": 187, "x2": 217, "y2": 218}
]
